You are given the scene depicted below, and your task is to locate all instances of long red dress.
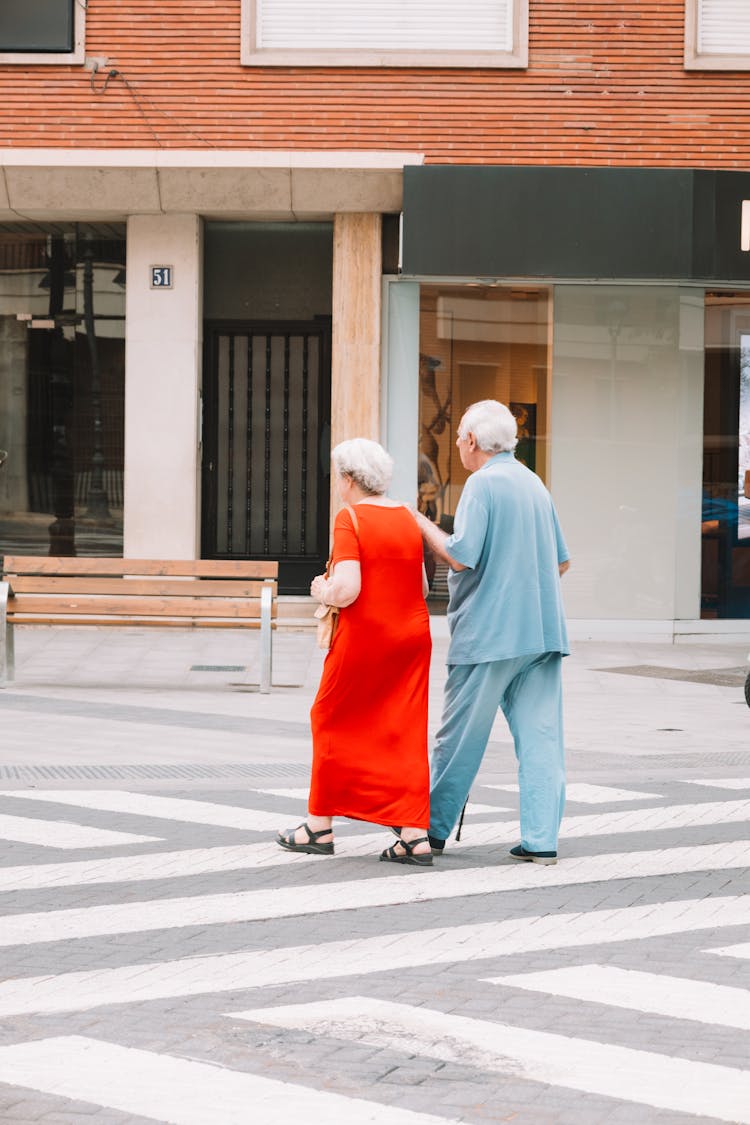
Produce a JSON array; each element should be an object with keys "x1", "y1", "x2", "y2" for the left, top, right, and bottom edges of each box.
[{"x1": 308, "y1": 503, "x2": 431, "y2": 829}]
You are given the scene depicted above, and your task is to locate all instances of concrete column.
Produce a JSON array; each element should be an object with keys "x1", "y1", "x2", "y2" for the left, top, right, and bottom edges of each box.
[
  {"x1": 331, "y1": 213, "x2": 382, "y2": 448},
  {"x1": 124, "y1": 214, "x2": 203, "y2": 558}
]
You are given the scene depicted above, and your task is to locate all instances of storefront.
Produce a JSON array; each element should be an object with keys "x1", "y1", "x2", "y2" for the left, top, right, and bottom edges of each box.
[
  {"x1": 0, "y1": 150, "x2": 410, "y2": 594},
  {"x1": 384, "y1": 167, "x2": 750, "y2": 633},
  {"x1": 1, "y1": 158, "x2": 749, "y2": 632}
]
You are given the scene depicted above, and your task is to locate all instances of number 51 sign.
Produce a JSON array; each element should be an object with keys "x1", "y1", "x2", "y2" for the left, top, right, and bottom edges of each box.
[{"x1": 150, "y1": 266, "x2": 173, "y2": 289}]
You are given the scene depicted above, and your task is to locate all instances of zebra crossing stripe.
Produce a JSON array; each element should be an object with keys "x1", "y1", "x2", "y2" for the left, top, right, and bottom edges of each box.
[
  {"x1": 254, "y1": 788, "x2": 506, "y2": 813},
  {"x1": 0, "y1": 791, "x2": 299, "y2": 833},
  {"x1": 0, "y1": 813, "x2": 160, "y2": 850},
  {"x1": 232, "y1": 996, "x2": 750, "y2": 1124},
  {"x1": 483, "y1": 782, "x2": 660, "y2": 804},
  {"x1": 707, "y1": 942, "x2": 750, "y2": 960},
  {"x1": 4, "y1": 789, "x2": 749, "y2": 841},
  {"x1": 484, "y1": 965, "x2": 750, "y2": 1029},
  {"x1": 2, "y1": 841, "x2": 750, "y2": 948},
  {"x1": 684, "y1": 778, "x2": 750, "y2": 791},
  {"x1": 1, "y1": 895, "x2": 750, "y2": 1017},
  {"x1": 0, "y1": 1036, "x2": 455, "y2": 1125}
]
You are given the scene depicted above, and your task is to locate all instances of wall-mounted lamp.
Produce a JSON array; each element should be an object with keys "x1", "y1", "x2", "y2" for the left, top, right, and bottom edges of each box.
[{"x1": 741, "y1": 200, "x2": 750, "y2": 252}]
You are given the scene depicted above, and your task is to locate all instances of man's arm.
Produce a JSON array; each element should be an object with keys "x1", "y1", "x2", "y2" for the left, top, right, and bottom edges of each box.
[
  {"x1": 413, "y1": 510, "x2": 468, "y2": 572},
  {"x1": 559, "y1": 559, "x2": 570, "y2": 577}
]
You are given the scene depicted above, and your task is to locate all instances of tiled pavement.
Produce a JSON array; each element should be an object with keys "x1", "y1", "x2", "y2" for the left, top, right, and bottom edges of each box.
[{"x1": 0, "y1": 624, "x2": 749, "y2": 1123}]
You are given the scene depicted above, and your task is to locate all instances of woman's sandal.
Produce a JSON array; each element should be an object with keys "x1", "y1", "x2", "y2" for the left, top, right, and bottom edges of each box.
[
  {"x1": 379, "y1": 835, "x2": 433, "y2": 867},
  {"x1": 277, "y1": 822, "x2": 334, "y2": 855}
]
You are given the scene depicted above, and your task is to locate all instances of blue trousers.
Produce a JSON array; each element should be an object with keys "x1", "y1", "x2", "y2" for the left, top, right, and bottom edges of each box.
[{"x1": 429, "y1": 652, "x2": 565, "y2": 852}]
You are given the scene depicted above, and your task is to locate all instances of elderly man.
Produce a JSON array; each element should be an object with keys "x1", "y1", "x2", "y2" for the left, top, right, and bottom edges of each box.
[{"x1": 415, "y1": 399, "x2": 570, "y2": 864}]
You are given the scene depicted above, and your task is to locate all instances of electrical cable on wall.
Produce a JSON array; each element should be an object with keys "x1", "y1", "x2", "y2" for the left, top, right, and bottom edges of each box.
[{"x1": 88, "y1": 62, "x2": 216, "y2": 148}]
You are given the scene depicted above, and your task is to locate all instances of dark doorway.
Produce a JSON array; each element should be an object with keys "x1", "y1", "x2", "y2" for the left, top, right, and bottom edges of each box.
[{"x1": 201, "y1": 320, "x2": 331, "y2": 593}]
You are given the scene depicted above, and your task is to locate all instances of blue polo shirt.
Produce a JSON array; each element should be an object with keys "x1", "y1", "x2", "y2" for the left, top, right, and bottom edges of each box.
[{"x1": 445, "y1": 452, "x2": 570, "y2": 665}]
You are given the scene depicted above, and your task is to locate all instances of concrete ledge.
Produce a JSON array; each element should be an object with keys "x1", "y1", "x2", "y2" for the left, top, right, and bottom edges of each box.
[{"x1": 0, "y1": 149, "x2": 424, "y2": 221}]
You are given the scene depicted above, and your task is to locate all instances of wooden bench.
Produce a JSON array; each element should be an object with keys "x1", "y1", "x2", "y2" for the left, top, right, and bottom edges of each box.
[{"x1": 0, "y1": 556, "x2": 278, "y2": 693}]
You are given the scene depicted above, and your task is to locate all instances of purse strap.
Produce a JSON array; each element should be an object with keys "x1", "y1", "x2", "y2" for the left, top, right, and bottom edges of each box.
[{"x1": 324, "y1": 502, "x2": 360, "y2": 576}]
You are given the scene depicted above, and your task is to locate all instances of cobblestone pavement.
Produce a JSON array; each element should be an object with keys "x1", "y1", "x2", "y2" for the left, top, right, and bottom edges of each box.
[{"x1": 0, "y1": 625, "x2": 749, "y2": 1124}]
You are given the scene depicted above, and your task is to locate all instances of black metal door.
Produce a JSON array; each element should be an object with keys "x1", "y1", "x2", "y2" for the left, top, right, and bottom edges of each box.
[{"x1": 201, "y1": 320, "x2": 331, "y2": 594}]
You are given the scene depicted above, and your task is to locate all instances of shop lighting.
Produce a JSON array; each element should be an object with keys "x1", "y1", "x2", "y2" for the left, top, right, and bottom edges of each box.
[{"x1": 741, "y1": 200, "x2": 750, "y2": 251}]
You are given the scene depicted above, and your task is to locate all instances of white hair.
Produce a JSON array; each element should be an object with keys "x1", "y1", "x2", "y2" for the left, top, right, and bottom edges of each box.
[
  {"x1": 331, "y1": 437, "x2": 394, "y2": 495},
  {"x1": 458, "y1": 400, "x2": 518, "y2": 453}
]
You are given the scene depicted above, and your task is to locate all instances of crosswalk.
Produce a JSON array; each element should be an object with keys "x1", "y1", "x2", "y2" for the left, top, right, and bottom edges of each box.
[{"x1": 0, "y1": 777, "x2": 748, "y2": 1123}]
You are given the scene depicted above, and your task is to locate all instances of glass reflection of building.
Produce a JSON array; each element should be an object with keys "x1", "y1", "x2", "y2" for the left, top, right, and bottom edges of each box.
[{"x1": 0, "y1": 228, "x2": 125, "y2": 557}]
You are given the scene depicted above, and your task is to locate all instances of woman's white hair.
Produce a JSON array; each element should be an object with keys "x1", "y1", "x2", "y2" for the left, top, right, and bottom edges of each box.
[
  {"x1": 332, "y1": 437, "x2": 394, "y2": 495},
  {"x1": 458, "y1": 400, "x2": 518, "y2": 453}
]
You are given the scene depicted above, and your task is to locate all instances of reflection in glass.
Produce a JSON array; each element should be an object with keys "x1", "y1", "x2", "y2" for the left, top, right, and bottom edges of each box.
[
  {"x1": 0, "y1": 227, "x2": 125, "y2": 557},
  {"x1": 702, "y1": 293, "x2": 750, "y2": 618},
  {"x1": 418, "y1": 284, "x2": 551, "y2": 605}
]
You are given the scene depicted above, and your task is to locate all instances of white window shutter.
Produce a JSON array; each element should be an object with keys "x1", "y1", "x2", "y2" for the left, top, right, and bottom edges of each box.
[
  {"x1": 257, "y1": 0, "x2": 513, "y2": 52},
  {"x1": 698, "y1": 0, "x2": 750, "y2": 54}
]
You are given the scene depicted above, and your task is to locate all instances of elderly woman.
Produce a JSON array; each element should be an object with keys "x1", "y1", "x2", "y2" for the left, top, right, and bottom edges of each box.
[{"x1": 277, "y1": 438, "x2": 433, "y2": 866}]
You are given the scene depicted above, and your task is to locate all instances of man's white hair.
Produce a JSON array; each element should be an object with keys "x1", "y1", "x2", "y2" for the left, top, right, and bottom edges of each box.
[
  {"x1": 332, "y1": 437, "x2": 394, "y2": 495},
  {"x1": 458, "y1": 400, "x2": 518, "y2": 454}
]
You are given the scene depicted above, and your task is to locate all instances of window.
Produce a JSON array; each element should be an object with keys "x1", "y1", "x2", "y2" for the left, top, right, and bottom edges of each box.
[
  {"x1": 685, "y1": 0, "x2": 750, "y2": 70},
  {"x1": 241, "y1": 0, "x2": 528, "y2": 68},
  {"x1": 0, "y1": 228, "x2": 126, "y2": 559},
  {"x1": 0, "y1": 0, "x2": 84, "y2": 65}
]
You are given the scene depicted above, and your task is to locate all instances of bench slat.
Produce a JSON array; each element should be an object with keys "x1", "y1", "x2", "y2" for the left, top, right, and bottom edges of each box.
[
  {"x1": 7, "y1": 615, "x2": 273, "y2": 629},
  {"x1": 8, "y1": 595, "x2": 274, "y2": 619},
  {"x1": 8, "y1": 577, "x2": 276, "y2": 598},
  {"x1": 2, "y1": 557, "x2": 279, "y2": 580}
]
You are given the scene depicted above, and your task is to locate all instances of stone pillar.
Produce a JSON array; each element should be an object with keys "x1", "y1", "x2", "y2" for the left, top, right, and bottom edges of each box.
[
  {"x1": 331, "y1": 213, "x2": 382, "y2": 448},
  {"x1": 123, "y1": 214, "x2": 203, "y2": 558}
]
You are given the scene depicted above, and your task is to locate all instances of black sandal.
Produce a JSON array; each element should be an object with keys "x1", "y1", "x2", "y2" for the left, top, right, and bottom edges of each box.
[
  {"x1": 277, "y1": 822, "x2": 334, "y2": 855},
  {"x1": 379, "y1": 835, "x2": 433, "y2": 867}
]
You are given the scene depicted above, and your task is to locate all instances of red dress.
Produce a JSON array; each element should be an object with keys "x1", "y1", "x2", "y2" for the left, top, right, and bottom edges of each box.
[{"x1": 308, "y1": 503, "x2": 431, "y2": 829}]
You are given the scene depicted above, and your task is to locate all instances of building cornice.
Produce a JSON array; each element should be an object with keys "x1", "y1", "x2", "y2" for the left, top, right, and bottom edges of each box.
[{"x1": 0, "y1": 149, "x2": 424, "y2": 221}]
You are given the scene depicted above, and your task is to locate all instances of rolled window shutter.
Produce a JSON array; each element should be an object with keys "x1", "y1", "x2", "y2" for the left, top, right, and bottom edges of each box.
[
  {"x1": 257, "y1": 0, "x2": 513, "y2": 52},
  {"x1": 698, "y1": 0, "x2": 750, "y2": 54}
]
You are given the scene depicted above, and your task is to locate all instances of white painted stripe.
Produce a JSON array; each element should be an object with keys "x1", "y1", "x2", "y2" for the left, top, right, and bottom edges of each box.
[
  {"x1": 558, "y1": 798, "x2": 750, "y2": 836},
  {"x1": 0, "y1": 791, "x2": 298, "y2": 832},
  {"x1": 708, "y1": 942, "x2": 750, "y2": 960},
  {"x1": 1, "y1": 895, "x2": 749, "y2": 1017},
  {"x1": 684, "y1": 778, "x2": 750, "y2": 791},
  {"x1": 1, "y1": 833, "x2": 746, "y2": 899},
  {"x1": 3, "y1": 841, "x2": 750, "y2": 948},
  {"x1": 483, "y1": 783, "x2": 660, "y2": 804},
  {"x1": 256, "y1": 787, "x2": 310, "y2": 799},
  {"x1": 485, "y1": 965, "x2": 750, "y2": 1029},
  {"x1": 4, "y1": 790, "x2": 750, "y2": 840},
  {"x1": 0, "y1": 813, "x2": 158, "y2": 850},
  {"x1": 0, "y1": 1036, "x2": 455, "y2": 1125},
  {"x1": 234, "y1": 997, "x2": 750, "y2": 1124},
  {"x1": 0, "y1": 836, "x2": 374, "y2": 892}
]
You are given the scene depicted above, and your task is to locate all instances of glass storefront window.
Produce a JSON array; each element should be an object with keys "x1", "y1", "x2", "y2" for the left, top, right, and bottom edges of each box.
[
  {"x1": 702, "y1": 292, "x2": 750, "y2": 618},
  {"x1": 0, "y1": 227, "x2": 125, "y2": 557},
  {"x1": 418, "y1": 283, "x2": 551, "y2": 605}
]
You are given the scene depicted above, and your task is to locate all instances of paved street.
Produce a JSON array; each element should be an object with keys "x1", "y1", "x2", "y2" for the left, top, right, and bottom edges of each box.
[{"x1": 0, "y1": 624, "x2": 749, "y2": 1124}]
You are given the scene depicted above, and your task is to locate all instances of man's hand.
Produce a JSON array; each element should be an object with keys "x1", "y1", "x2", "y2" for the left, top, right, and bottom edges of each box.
[{"x1": 559, "y1": 560, "x2": 571, "y2": 577}]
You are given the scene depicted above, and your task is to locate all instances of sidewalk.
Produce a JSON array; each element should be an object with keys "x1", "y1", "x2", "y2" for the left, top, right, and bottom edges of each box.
[{"x1": 1, "y1": 622, "x2": 748, "y2": 780}]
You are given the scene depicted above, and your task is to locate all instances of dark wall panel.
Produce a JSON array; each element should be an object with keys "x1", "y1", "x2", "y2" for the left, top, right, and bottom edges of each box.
[{"x1": 403, "y1": 167, "x2": 750, "y2": 283}]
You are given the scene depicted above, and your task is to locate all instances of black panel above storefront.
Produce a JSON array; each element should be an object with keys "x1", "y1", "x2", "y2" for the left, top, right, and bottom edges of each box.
[{"x1": 402, "y1": 167, "x2": 750, "y2": 282}]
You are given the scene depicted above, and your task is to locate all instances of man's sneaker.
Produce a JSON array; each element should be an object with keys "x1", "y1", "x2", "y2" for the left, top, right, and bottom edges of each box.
[
  {"x1": 428, "y1": 834, "x2": 446, "y2": 855},
  {"x1": 509, "y1": 844, "x2": 557, "y2": 865}
]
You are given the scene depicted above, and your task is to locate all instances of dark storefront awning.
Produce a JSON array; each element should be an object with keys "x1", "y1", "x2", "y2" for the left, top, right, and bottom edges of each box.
[{"x1": 402, "y1": 166, "x2": 750, "y2": 283}]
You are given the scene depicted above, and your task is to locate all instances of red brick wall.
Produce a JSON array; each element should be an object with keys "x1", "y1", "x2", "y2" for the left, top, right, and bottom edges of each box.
[{"x1": 0, "y1": 0, "x2": 746, "y2": 166}]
